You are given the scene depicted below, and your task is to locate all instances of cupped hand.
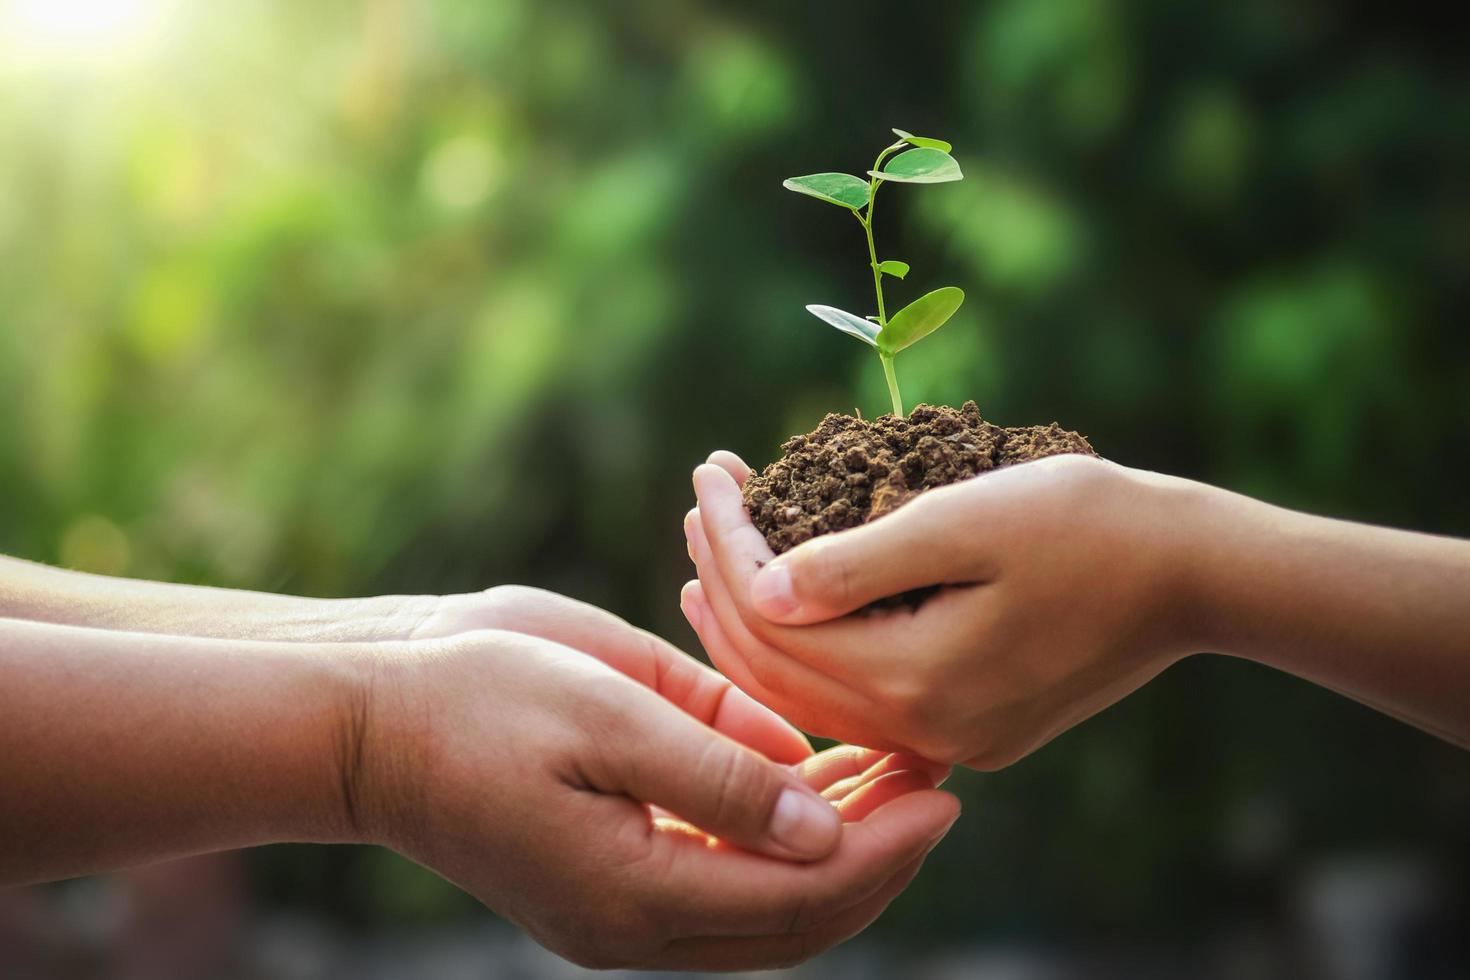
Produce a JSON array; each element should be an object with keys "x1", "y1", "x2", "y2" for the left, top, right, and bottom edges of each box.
[
  {"x1": 682, "y1": 450, "x2": 1204, "y2": 769},
  {"x1": 407, "y1": 584, "x2": 814, "y2": 767},
  {"x1": 355, "y1": 629, "x2": 958, "y2": 971}
]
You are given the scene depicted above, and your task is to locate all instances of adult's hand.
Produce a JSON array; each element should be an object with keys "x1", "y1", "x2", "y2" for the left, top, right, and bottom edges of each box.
[
  {"x1": 1, "y1": 617, "x2": 958, "y2": 971},
  {"x1": 349, "y1": 627, "x2": 961, "y2": 970},
  {"x1": 0, "y1": 557, "x2": 813, "y2": 766},
  {"x1": 405, "y1": 585, "x2": 815, "y2": 766}
]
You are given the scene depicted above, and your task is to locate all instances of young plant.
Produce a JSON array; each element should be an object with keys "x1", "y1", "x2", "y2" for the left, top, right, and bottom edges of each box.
[{"x1": 783, "y1": 129, "x2": 964, "y2": 417}]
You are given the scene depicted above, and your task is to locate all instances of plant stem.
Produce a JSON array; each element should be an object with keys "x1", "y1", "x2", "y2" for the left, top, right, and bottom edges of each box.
[
  {"x1": 880, "y1": 352, "x2": 903, "y2": 417},
  {"x1": 859, "y1": 139, "x2": 909, "y2": 416},
  {"x1": 861, "y1": 214, "x2": 886, "y2": 324}
]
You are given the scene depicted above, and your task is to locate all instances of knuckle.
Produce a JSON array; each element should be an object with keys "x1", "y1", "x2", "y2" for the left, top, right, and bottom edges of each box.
[
  {"x1": 876, "y1": 671, "x2": 928, "y2": 715},
  {"x1": 782, "y1": 874, "x2": 864, "y2": 935},
  {"x1": 780, "y1": 890, "x2": 829, "y2": 934},
  {"x1": 480, "y1": 583, "x2": 541, "y2": 610},
  {"x1": 575, "y1": 682, "x2": 635, "y2": 748},
  {"x1": 699, "y1": 741, "x2": 774, "y2": 832},
  {"x1": 808, "y1": 888, "x2": 852, "y2": 930},
  {"x1": 797, "y1": 544, "x2": 855, "y2": 607}
]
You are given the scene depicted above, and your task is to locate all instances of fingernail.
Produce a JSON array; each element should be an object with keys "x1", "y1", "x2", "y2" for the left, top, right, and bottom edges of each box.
[
  {"x1": 682, "y1": 511, "x2": 698, "y2": 559},
  {"x1": 752, "y1": 562, "x2": 798, "y2": 617},
  {"x1": 770, "y1": 788, "x2": 841, "y2": 857}
]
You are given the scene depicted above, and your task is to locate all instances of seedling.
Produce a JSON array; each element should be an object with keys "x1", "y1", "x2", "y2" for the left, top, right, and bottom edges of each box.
[{"x1": 783, "y1": 129, "x2": 965, "y2": 417}]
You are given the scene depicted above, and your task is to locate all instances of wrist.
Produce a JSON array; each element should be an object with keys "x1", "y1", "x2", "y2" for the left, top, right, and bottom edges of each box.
[
  {"x1": 1156, "y1": 475, "x2": 1285, "y2": 660},
  {"x1": 1131, "y1": 469, "x2": 1235, "y2": 662},
  {"x1": 335, "y1": 640, "x2": 436, "y2": 852},
  {"x1": 251, "y1": 642, "x2": 395, "y2": 848}
]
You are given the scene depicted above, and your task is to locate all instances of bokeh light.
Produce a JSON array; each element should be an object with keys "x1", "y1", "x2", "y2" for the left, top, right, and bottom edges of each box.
[{"x1": 1, "y1": 0, "x2": 171, "y2": 65}]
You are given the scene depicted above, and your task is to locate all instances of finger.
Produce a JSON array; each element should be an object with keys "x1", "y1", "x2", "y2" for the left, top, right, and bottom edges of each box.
[
  {"x1": 694, "y1": 462, "x2": 987, "y2": 624},
  {"x1": 649, "y1": 786, "x2": 959, "y2": 936},
  {"x1": 683, "y1": 519, "x2": 886, "y2": 746},
  {"x1": 710, "y1": 687, "x2": 813, "y2": 765},
  {"x1": 684, "y1": 580, "x2": 884, "y2": 753},
  {"x1": 836, "y1": 769, "x2": 938, "y2": 822},
  {"x1": 680, "y1": 579, "x2": 801, "y2": 722},
  {"x1": 647, "y1": 790, "x2": 951, "y2": 938},
  {"x1": 650, "y1": 755, "x2": 943, "y2": 850},
  {"x1": 505, "y1": 588, "x2": 811, "y2": 764},
  {"x1": 749, "y1": 486, "x2": 993, "y2": 624},
  {"x1": 655, "y1": 851, "x2": 928, "y2": 970},
  {"x1": 824, "y1": 763, "x2": 943, "y2": 813},
  {"x1": 796, "y1": 746, "x2": 947, "y2": 799},
  {"x1": 793, "y1": 744, "x2": 889, "y2": 791},
  {"x1": 686, "y1": 555, "x2": 949, "y2": 762},
  {"x1": 705, "y1": 449, "x2": 752, "y2": 486},
  {"x1": 856, "y1": 751, "x2": 952, "y2": 790},
  {"x1": 686, "y1": 509, "x2": 858, "y2": 713},
  {"x1": 692, "y1": 462, "x2": 780, "y2": 586},
  {"x1": 591, "y1": 682, "x2": 842, "y2": 862},
  {"x1": 692, "y1": 464, "x2": 923, "y2": 663}
]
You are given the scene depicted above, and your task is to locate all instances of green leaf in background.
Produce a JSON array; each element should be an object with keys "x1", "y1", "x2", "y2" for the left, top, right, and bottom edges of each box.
[
  {"x1": 878, "y1": 259, "x2": 910, "y2": 279},
  {"x1": 892, "y1": 128, "x2": 953, "y2": 153},
  {"x1": 869, "y1": 147, "x2": 963, "y2": 184},
  {"x1": 806, "y1": 304, "x2": 881, "y2": 347},
  {"x1": 782, "y1": 173, "x2": 871, "y2": 209},
  {"x1": 877, "y1": 286, "x2": 965, "y2": 353}
]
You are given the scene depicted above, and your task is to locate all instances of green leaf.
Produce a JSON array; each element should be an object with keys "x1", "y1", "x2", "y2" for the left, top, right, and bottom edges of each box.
[
  {"x1": 868, "y1": 147, "x2": 963, "y2": 184},
  {"x1": 877, "y1": 259, "x2": 909, "y2": 279},
  {"x1": 892, "y1": 128, "x2": 953, "y2": 153},
  {"x1": 806, "y1": 304, "x2": 880, "y2": 347},
  {"x1": 782, "y1": 173, "x2": 871, "y2": 210},
  {"x1": 877, "y1": 287, "x2": 964, "y2": 354}
]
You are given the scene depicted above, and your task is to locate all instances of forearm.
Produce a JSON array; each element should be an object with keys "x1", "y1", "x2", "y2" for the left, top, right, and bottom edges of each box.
[
  {"x1": 0, "y1": 554, "x2": 434, "y2": 642},
  {"x1": 0, "y1": 617, "x2": 369, "y2": 885},
  {"x1": 1182, "y1": 483, "x2": 1470, "y2": 746}
]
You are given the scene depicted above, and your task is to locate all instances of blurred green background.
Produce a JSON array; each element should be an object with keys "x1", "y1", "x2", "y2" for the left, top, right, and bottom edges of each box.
[{"x1": 2, "y1": 0, "x2": 1468, "y2": 974}]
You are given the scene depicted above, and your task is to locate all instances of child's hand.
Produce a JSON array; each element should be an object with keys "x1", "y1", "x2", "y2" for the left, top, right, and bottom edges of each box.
[{"x1": 683, "y1": 452, "x2": 1204, "y2": 768}]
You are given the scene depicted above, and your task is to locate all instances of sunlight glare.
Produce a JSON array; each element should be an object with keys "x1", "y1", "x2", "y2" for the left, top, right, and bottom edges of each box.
[{"x1": 3, "y1": 0, "x2": 169, "y2": 63}]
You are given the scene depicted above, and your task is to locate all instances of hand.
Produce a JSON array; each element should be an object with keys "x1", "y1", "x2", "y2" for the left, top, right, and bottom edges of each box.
[
  {"x1": 410, "y1": 585, "x2": 816, "y2": 766},
  {"x1": 0, "y1": 560, "x2": 816, "y2": 768},
  {"x1": 358, "y1": 628, "x2": 959, "y2": 971},
  {"x1": 681, "y1": 451, "x2": 1201, "y2": 769}
]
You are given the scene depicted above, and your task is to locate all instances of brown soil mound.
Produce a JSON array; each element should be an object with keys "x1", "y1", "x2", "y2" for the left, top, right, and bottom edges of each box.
[{"x1": 743, "y1": 401, "x2": 1096, "y2": 555}]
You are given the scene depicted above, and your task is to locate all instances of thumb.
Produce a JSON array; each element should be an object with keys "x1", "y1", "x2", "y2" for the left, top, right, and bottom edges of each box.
[
  {"x1": 749, "y1": 489, "x2": 984, "y2": 623},
  {"x1": 604, "y1": 688, "x2": 841, "y2": 861}
]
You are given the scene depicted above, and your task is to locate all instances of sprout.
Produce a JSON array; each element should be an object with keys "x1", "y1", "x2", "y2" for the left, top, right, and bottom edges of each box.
[{"x1": 782, "y1": 129, "x2": 965, "y2": 417}]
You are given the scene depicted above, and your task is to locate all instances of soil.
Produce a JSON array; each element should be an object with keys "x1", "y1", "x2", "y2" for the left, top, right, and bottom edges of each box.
[{"x1": 743, "y1": 401, "x2": 1097, "y2": 558}]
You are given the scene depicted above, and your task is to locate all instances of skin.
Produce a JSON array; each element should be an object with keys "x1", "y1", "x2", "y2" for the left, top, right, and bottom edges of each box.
[
  {"x1": 684, "y1": 451, "x2": 1470, "y2": 769},
  {"x1": 0, "y1": 569, "x2": 960, "y2": 971}
]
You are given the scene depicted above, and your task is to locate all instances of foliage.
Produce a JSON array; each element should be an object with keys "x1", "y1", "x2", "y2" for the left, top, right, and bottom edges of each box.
[{"x1": 784, "y1": 130, "x2": 965, "y2": 415}]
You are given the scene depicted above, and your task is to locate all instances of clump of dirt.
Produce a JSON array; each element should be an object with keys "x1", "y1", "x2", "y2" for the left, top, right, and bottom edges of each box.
[{"x1": 743, "y1": 401, "x2": 1096, "y2": 555}]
